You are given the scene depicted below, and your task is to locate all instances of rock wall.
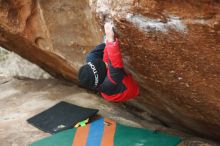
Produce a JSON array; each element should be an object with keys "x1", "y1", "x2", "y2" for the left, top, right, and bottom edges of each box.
[
  {"x1": 91, "y1": 0, "x2": 220, "y2": 140},
  {"x1": 0, "y1": 0, "x2": 102, "y2": 81},
  {"x1": 0, "y1": 0, "x2": 220, "y2": 141}
]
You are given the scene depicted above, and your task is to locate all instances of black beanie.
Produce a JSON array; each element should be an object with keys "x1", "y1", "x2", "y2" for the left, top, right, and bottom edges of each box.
[{"x1": 78, "y1": 59, "x2": 107, "y2": 90}]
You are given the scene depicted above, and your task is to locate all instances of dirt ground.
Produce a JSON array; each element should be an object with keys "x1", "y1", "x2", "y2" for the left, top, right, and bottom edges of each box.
[
  {"x1": 0, "y1": 76, "x2": 219, "y2": 146},
  {"x1": 0, "y1": 76, "x2": 150, "y2": 146}
]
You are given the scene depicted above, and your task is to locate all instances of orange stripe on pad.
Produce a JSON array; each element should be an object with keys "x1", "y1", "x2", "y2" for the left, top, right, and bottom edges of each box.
[
  {"x1": 72, "y1": 125, "x2": 90, "y2": 146},
  {"x1": 100, "y1": 118, "x2": 116, "y2": 146}
]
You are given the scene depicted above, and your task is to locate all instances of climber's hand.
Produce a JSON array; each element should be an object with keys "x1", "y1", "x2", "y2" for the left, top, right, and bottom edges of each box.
[{"x1": 104, "y1": 22, "x2": 115, "y2": 42}]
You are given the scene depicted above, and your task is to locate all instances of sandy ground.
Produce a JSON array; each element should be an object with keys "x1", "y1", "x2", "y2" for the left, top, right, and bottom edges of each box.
[
  {"x1": 0, "y1": 76, "x2": 219, "y2": 146},
  {"x1": 0, "y1": 76, "x2": 150, "y2": 146}
]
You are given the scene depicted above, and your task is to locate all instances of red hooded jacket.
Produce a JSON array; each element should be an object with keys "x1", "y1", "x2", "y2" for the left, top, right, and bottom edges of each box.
[{"x1": 99, "y1": 39, "x2": 139, "y2": 102}]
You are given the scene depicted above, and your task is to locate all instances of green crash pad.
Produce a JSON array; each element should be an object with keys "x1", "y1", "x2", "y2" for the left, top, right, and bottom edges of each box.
[
  {"x1": 30, "y1": 128, "x2": 77, "y2": 146},
  {"x1": 29, "y1": 118, "x2": 181, "y2": 146},
  {"x1": 115, "y1": 124, "x2": 180, "y2": 146}
]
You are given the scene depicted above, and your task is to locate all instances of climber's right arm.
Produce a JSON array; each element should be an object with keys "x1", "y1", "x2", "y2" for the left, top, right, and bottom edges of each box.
[{"x1": 104, "y1": 22, "x2": 125, "y2": 84}]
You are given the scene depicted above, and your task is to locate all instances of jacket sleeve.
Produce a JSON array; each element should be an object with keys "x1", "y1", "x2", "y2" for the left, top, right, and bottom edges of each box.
[
  {"x1": 105, "y1": 39, "x2": 125, "y2": 84},
  {"x1": 103, "y1": 48, "x2": 108, "y2": 63}
]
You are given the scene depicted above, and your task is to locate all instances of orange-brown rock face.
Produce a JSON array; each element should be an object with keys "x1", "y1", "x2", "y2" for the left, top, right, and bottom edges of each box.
[
  {"x1": 91, "y1": 0, "x2": 220, "y2": 140},
  {"x1": 0, "y1": 0, "x2": 220, "y2": 141},
  {"x1": 0, "y1": 0, "x2": 102, "y2": 81}
]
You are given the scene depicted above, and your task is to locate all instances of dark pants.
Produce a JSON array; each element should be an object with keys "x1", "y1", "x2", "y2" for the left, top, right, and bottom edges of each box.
[{"x1": 86, "y1": 43, "x2": 106, "y2": 63}]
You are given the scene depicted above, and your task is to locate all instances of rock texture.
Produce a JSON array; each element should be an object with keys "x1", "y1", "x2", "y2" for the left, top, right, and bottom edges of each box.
[
  {"x1": 0, "y1": 0, "x2": 102, "y2": 81},
  {"x1": 0, "y1": 0, "x2": 220, "y2": 141},
  {"x1": 90, "y1": 0, "x2": 220, "y2": 140}
]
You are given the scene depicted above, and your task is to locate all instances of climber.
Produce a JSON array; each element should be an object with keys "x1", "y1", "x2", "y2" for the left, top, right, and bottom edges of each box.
[{"x1": 78, "y1": 22, "x2": 139, "y2": 102}]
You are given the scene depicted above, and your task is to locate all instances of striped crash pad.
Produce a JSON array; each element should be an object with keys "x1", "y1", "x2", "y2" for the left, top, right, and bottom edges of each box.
[{"x1": 29, "y1": 118, "x2": 181, "y2": 146}]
